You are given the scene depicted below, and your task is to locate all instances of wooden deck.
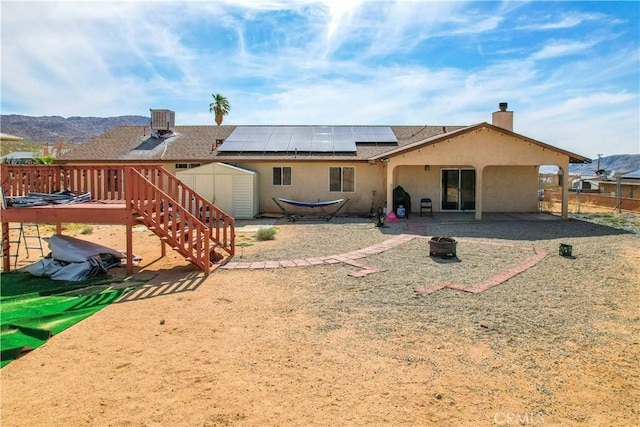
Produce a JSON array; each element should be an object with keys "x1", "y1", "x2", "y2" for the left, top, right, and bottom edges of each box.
[{"x1": 1, "y1": 164, "x2": 235, "y2": 275}]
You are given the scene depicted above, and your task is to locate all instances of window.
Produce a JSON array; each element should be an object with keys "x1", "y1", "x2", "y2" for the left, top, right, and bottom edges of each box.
[
  {"x1": 175, "y1": 163, "x2": 201, "y2": 169},
  {"x1": 329, "y1": 167, "x2": 355, "y2": 192},
  {"x1": 273, "y1": 166, "x2": 292, "y2": 186}
]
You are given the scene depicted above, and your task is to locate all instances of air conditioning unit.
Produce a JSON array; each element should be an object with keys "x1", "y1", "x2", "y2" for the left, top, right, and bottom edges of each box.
[{"x1": 150, "y1": 109, "x2": 175, "y2": 132}]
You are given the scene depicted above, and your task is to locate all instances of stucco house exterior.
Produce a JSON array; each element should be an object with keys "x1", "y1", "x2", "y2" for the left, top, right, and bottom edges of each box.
[{"x1": 57, "y1": 103, "x2": 590, "y2": 220}]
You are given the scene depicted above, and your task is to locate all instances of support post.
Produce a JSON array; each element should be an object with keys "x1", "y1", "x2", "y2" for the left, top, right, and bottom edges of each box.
[
  {"x1": 385, "y1": 164, "x2": 394, "y2": 218},
  {"x1": 126, "y1": 222, "x2": 133, "y2": 275},
  {"x1": 2, "y1": 222, "x2": 10, "y2": 272},
  {"x1": 474, "y1": 167, "x2": 483, "y2": 220},
  {"x1": 560, "y1": 167, "x2": 569, "y2": 220}
]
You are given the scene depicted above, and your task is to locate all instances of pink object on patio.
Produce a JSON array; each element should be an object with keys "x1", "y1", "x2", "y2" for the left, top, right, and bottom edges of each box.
[{"x1": 386, "y1": 211, "x2": 399, "y2": 223}]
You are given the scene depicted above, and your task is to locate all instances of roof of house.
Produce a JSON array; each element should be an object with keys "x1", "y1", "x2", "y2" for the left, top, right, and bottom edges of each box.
[
  {"x1": 623, "y1": 169, "x2": 640, "y2": 179},
  {"x1": 0, "y1": 132, "x2": 24, "y2": 142},
  {"x1": 1, "y1": 151, "x2": 37, "y2": 160},
  {"x1": 57, "y1": 123, "x2": 590, "y2": 164}
]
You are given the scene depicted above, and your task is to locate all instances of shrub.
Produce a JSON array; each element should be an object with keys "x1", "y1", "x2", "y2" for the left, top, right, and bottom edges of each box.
[
  {"x1": 61, "y1": 223, "x2": 94, "y2": 235},
  {"x1": 79, "y1": 225, "x2": 94, "y2": 235},
  {"x1": 255, "y1": 226, "x2": 277, "y2": 241}
]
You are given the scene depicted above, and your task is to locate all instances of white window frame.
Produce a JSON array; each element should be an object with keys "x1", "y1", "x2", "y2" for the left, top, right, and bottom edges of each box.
[
  {"x1": 272, "y1": 166, "x2": 292, "y2": 186},
  {"x1": 329, "y1": 166, "x2": 355, "y2": 193},
  {"x1": 175, "y1": 163, "x2": 201, "y2": 169}
]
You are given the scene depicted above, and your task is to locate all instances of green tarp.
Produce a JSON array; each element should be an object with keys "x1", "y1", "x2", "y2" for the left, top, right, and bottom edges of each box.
[{"x1": 1, "y1": 272, "x2": 145, "y2": 367}]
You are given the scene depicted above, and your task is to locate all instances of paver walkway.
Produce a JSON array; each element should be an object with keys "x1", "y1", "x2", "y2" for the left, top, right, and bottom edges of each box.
[{"x1": 221, "y1": 219, "x2": 548, "y2": 294}]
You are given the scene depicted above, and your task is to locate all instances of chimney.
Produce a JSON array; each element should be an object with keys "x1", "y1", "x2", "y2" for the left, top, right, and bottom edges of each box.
[{"x1": 492, "y1": 102, "x2": 513, "y2": 131}]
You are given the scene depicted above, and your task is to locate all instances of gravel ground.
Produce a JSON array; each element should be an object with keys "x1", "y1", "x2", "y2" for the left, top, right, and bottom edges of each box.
[
  {"x1": 219, "y1": 212, "x2": 640, "y2": 424},
  {"x1": 235, "y1": 214, "x2": 639, "y2": 343}
]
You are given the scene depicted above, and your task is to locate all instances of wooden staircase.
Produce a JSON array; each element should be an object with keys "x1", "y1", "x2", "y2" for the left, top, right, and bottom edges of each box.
[
  {"x1": 128, "y1": 167, "x2": 234, "y2": 274},
  {"x1": 0, "y1": 164, "x2": 235, "y2": 274}
]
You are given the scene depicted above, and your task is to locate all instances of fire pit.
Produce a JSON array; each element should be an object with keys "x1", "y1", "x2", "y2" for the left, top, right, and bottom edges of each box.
[{"x1": 429, "y1": 236, "x2": 457, "y2": 258}]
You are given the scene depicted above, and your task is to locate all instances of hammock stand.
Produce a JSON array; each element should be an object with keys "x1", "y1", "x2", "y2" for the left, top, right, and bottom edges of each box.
[{"x1": 272, "y1": 197, "x2": 350, "y2": 222}]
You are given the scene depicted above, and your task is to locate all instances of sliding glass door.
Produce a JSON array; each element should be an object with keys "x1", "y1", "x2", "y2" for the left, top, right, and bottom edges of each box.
[{"x1": 441, "y1": 169, "x2": 475, "y2": 211}]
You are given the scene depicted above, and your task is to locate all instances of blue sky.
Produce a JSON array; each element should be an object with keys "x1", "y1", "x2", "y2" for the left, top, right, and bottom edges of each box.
[{"x1": 1, "y1": 0, "x2": 638, "y2": 156}]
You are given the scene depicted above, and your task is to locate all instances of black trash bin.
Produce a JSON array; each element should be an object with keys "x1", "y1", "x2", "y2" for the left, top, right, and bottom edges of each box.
[{"x1": 392, "y1": 186, "x2": 411, "y2": 218}]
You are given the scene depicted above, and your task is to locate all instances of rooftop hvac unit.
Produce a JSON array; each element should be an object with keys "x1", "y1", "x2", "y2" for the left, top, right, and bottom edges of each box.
[{"x1": 150, "y1": 109, "x2": 175, "y2": 132}]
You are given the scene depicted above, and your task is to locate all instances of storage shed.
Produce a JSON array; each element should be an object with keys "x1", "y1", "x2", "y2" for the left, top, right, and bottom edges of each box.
[{"x1": 176, "y1": 162, "x2": 258, "y2": 219}]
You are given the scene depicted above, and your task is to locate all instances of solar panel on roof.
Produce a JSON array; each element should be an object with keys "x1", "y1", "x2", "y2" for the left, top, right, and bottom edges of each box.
[
  {"x1": 311, "y1": 141, "x2": 333, "y2": 151},
  {"x1": 243, "y1": 141, "x2": 268, "y2": 151},
  {"x1": 218, "y1": 126, "x2": 396, "y2": 153},
  {"x1": 217, "y1": 140, "x2": 245, "y2": 151},
  {"x1": 354, "y1": 132, "x2": 375, "y2": 141},
  {"x1": 333, "y1": 134, "x2": 354, "y2": 143},
  {"x1": 312, "y1": 133, "x2": 332, "y2": 143},
  {"x1": 334, "y1": 141, "x2": 355, "y2": 152},
  {"x1": 333, "y1": 127, "x2": 352, "y2": 134},
  {"x1": 258, "y1": 127, "x2": 275, "y2": 133},
  {"x1": 269, "y1": 133, "x2": 292, "y2": 144},
  {"x1": 291, "y1": 140, "x2": 313, "y2": 151}
]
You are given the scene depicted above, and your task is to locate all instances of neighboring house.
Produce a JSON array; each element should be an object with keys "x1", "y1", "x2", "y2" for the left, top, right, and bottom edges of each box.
[
  {"x1": 0, "y1": 132, "x2": 24, "y2": 143},
  {"x1": 57, "y1": 104, "x2": 590, "y2": 220},
  {"x1": 569, "y1": 174, "x2": 600, "y2": 191},
  {"x1": 0, "y1": 133, "x2": 31, "y2": 163},
  {"x1": 1, "y1": 151, "x2": 38, "y2": 164},
  {"x1": 597, "y1": 169, "x2": 640, "y2": 200}
]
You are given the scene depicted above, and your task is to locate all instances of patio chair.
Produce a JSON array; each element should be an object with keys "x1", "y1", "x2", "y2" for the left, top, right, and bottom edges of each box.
[{"x1": 420, "y1": 197, "x2": 433, "y2": 217}]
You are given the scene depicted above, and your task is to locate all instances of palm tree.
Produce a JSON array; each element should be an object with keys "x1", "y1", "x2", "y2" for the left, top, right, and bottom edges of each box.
[{"x1": 209, "y1": 93, "x2": 230, "y2": 125}]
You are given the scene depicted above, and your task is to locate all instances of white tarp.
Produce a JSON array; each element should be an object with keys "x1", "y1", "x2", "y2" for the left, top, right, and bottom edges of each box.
[
  {"x1": 24, "y1": 235, "x2": 124, "y2": 281},
  {"x1": 45, "y1": 235, "x2": 124, "y2": 263}
]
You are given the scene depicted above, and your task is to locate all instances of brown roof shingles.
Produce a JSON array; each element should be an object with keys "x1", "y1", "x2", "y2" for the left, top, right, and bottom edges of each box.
[
  {"x1": 57, "y1": 123, "x2": 589, "y2": 164},
  {"x1": 58, "y1": 124, "x2": 467, "y2": 163}
]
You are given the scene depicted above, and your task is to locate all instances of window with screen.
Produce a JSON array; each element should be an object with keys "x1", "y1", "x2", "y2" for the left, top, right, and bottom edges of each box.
[
  {"x1": 329, "y1": 167, "x2": 355, "y2": 192},
  {"x1": 273, "y1": 166, "x2": 292, "y2": 186}
]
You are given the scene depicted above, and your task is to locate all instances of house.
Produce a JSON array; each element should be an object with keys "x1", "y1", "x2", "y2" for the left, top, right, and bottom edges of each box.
[
  {"x1": 57, "y1": 103, "x2": 590, "y2": 220},
  {"x1": 0, "y1": 132, "x2": 24, "y2": 143},
  {"x1": 597, "y1": 169, "x2": 640, "y2": 200},
  {"x1": 1, "y1": 151, "x2": 38, "y2": 164},
  {"x1": 0, "y1": 133, "x2": 31, "y2": 163}
]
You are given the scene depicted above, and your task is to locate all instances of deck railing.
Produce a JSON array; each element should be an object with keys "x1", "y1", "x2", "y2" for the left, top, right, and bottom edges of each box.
[
  {"x1": 1, "y1": 164, "x2": 128, "y2": 200},
  {"x1": 1, "y1": 164, "x2": 235, "y2": 271}
]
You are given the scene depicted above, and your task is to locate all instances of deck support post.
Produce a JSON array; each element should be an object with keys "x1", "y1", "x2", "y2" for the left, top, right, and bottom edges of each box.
[
  {"x1": 1, "y1": 222, "x2": 10, "y2": 272},
  {"x1": 126, "y1": 221, "x2": 133, "y2": 275}
]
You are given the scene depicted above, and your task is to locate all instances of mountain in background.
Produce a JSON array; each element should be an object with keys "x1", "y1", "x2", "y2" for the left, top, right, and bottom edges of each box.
[
  {"x1": 568, "y1": 154, "x2": 640, "y2": 176},
  {"x1": 3, "y1": 115, "x2": 639, "y2": 175},
  {"x1": 1, "y1": 114, "x2": 149, "y2": 144}
]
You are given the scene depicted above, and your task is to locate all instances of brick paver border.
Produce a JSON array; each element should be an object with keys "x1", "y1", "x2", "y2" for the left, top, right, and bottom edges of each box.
[{"x1": 222, "y1": 233, "x2": 548, "y2": 295}]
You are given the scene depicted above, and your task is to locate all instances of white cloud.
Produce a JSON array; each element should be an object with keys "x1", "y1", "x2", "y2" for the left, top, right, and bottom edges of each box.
[
  {"x1": 1, "y1": 1, "x2": 637, "y2": 156},
  {"x1": 531, "y1": 40, "x2": 597, "y2": 60},
  {"x1": 516, "y1": 12, "x2": 606, "y2": 30}
]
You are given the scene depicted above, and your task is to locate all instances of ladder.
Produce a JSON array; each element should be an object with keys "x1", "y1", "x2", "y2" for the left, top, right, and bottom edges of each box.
[{"x1": 5, "y1": 223, "x2": 45, "y2": 269}]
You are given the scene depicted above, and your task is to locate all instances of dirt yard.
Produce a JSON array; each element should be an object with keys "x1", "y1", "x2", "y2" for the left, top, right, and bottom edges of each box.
[{"x1": 1, "y1": 213, "x2": 639, "y2": 426}]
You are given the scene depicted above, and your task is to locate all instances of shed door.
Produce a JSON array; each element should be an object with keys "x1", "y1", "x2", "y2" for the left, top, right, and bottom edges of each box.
[
  {"x1": 194, "y1": 175, "x2": 214, "y2": 203},
  {"x1": 214, "y1": 174, "x2": 234, "y2": 215},
  {"x1": 233, "y1": 176, "x2": 253, "y2": 218}
]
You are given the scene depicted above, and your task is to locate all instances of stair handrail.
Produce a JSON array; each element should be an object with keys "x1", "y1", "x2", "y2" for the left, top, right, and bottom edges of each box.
[
  {"x1": 131, "y1": 166, "x2": 235, "y2": 256},
  {"x1": 127, "y1": 168, "x2": 212, "y2": 273}
]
